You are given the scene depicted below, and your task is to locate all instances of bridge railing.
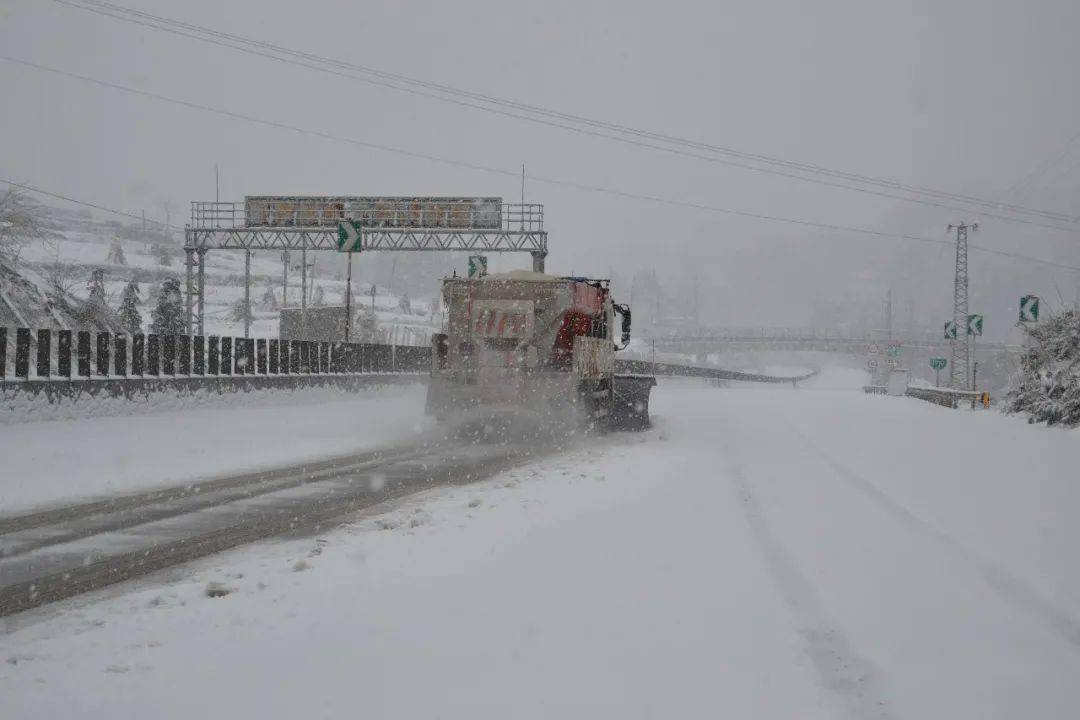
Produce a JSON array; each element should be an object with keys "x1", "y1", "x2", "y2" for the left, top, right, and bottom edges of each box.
[
  {"x1": 615, "y1": 358, "x2": 816, "y2": 384},
  {"x1": 646, "y1": 329, "x2": 1014, "y2": 351}
]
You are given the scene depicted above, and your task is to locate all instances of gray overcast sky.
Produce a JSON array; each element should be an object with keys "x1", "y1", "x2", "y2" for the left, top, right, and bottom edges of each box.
[{"x1": 3, "y1": 0, "x2": 1079, "y2": 336}]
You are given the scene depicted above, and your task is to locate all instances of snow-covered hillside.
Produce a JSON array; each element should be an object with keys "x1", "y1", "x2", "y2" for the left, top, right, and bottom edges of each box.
[{"x1": 12, "y1": 201, "x2": 442, "y2": 344}]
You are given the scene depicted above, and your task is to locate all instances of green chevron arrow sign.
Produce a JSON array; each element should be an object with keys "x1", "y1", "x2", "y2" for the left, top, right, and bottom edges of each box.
[
  {"x1": 1019, "y1": 295, "x2": 1039, "y2": 323},
  {"x1": 468, "y1": 255, "x2": 488, "y2": 278},
  {"x1": 967, "y1": 314, "x2": 983, "y2": 336},
  {"x1": 337, "y1": 220, "x2": 363, "y2": 252},
  {"x1": 944, "y1": 321, "x2": 957, "y2": 340}
]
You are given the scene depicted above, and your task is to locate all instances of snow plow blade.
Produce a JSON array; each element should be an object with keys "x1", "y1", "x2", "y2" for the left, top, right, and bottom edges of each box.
[{"x1": 609, "y1": 374, "x2": 656, "y2": 430}]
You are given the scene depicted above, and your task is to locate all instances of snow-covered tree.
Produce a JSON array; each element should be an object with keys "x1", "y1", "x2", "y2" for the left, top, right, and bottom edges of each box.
[
  {"x1": 353, "y1": 304, "x2": 382, "y2": 342},
  {"x1": 398, "y1": 293, "x2": 411, "y2": 314},
  {"x1": 153, "y1": 242, "x2": 174, "y2": 267},
  {"x1": 86, "y1": 269, "x2": 108, "y2": 311},
  {"x1": 1005, "y1": 309, "x2": 1080, "y2": 426},
  {"x1": 106, "y1": 239, "x2": 128, "y2": 266},
  {"x1": 0, "y1": 188, "x2": 46, "y2": 268},
  {"x1": 117, "y1": 280, "x2": 142, "y2": 334},
  {"x1": 259, "y1": 282, "x2": 278, "y2": 310},
  {"x1": 229, "y1": 296, "x2": 254, "y2": 326},
  {"x1": 44, "y1": 260, "x2": 79, "y2": 297},
  {"x1": 150, "y1": 277, "x2": 185, "y2": 336}
]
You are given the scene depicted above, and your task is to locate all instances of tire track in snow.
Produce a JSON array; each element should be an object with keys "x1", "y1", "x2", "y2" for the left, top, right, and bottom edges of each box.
[
  {"x1": 719, "y1": 434, "x2": 896, "y2": 720},
  {"x1": 786, "y1": 421, "x2": 1080, "y2": 653}
]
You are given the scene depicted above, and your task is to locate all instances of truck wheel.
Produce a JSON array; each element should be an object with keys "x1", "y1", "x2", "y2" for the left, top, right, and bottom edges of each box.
[{"x1": 580, "y1": 380, "x2": 613, "y2": 432}]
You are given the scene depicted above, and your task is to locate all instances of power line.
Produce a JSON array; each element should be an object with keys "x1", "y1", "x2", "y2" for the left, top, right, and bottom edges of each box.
[
  {"x1": 1, "y1": 178, "x2": 180, "y2": 230},
  {"x1": 52, "y1": 0, "x2": 1080, "y2": 228},
  {"x1": 3, "y1": 59, "x2": 1078, "y2": 274},
  {"x1": 1007, "y1": 129, "x2": 1080, "y2": 196}
]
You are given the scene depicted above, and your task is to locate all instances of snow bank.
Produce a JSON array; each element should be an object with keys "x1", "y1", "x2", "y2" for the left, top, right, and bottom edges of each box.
[
  {"x1": 0, "y1": 384, "x2": 429, "y2": 514},
  {"x1": 0, "y1": 376, "x2": 421, "y2": 424}
]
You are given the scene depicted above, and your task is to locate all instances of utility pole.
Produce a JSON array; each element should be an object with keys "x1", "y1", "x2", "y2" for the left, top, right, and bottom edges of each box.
[
  {"x1": 281, "y1": 250, "x2": 290, "y2": 307},
  {"x1": 243, "y1": 249, "x2": 251, "y2": 338},
  {"x1": 947, "y1": 222, "x2": 976, "y2": 390},
  {"x1": 196, "y1": 249, "x2": 206, "y2": 337},
  {"x1": 652, "y1": 269, "x2": 660, "y2": 330},
  {"x1": 344, "y1": 252, "x2": 353, "y2": 342},
  {"x1": 301, "y1": 240, "x2": 308, "y2": 330},
  {"x1": 885, "y1": 288, "x2": 893, "y2": 341}
]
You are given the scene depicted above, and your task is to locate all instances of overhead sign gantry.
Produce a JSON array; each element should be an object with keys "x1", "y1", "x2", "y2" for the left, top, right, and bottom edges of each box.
[{"x1": 183, "y1": 196, "x2": 548, "y2": 336}]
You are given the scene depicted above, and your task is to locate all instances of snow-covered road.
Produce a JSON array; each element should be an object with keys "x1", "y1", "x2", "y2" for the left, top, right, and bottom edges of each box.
[{"x1": 3, "y1": 371, "x2": 1079, "y2": 718}]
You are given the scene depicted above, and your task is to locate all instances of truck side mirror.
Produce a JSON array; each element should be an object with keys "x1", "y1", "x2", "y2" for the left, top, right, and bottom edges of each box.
[{"x1": 613, "y1": 304, "x2": 631, "y2": 350}]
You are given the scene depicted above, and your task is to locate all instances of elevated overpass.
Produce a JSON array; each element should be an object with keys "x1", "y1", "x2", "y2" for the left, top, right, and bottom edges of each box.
[{"x1": 647, "y1": 328, "x2": 1020, "y2": 355}]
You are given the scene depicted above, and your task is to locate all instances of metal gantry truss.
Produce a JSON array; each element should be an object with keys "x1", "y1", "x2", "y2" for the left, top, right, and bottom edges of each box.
[
  {"x1": 185, "y1": 227, "x2": 548, "y2": 253},
  {"x1": 183, "y1": 201, "x2": 549, "y2": 336},
  {"x1": 948, "y1": 222, "x2": 974, "y2": 390}
]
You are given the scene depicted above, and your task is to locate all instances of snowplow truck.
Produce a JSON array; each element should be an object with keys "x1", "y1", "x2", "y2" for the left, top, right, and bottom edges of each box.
[{"x1": 426, "y1": 270, "x2": 655, "y2": 430}]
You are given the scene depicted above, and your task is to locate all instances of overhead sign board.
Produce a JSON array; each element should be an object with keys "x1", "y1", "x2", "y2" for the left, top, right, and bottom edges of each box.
[{"x1": 245, "y1": 196, "x2": 503, "y2": 229}]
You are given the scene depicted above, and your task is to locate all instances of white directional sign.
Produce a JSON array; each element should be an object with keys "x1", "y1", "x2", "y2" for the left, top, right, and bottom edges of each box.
[
  {"x1": 336, "y1": 220, "x2": 363, "y2": 252},
  {"x1": 1019, "y1": 295, "x2": 1039, "y2": 323},
  {"x1": 944, "y1": 321, "x2": 957, "y2": 340},
  {"x1": 967, "y1": 314, "x2": 983, "y2": 336}
]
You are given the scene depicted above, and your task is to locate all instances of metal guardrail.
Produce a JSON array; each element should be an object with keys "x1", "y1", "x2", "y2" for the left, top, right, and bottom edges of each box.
[
  {"x1": 0, "y1": 326, "x2": 431, "y2": 382},
  {"x1": 905, "y1": 386, "x2": 985, "y2": 409},
  {"x1": 863, "y1": 383, "x2": 987, "y2": 409},
  {"x1": 3, "y1": 325, "x2": 817, "y2": 404}
]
